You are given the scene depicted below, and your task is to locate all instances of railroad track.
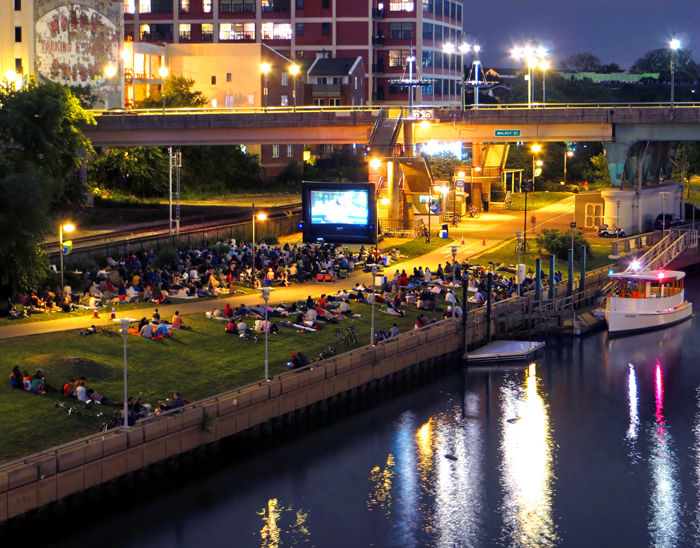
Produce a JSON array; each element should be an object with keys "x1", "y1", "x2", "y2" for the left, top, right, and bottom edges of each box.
[{"x1": 47, "y1": 204, "x2": 301, "y2": 257}]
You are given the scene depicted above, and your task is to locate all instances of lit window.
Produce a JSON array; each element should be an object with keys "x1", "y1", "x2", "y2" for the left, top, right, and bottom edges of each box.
[
  {"x1": 261, "y1": 22, "x2": 292, "y2": 40},
  {"x1": 139, "y1": 0, "x2": 151, "y2": 13},
  {"x1": 388, "y1": 50, "x2": 409, "y2": 67},
  {"x1": 201, "y1": 23, "x2": 213, "y2": 40},
  {"x1": 389, "y1": 0, "x2": 414, "y2": 11},
  {"x1": 139, "y1": 24, "x2": 150, "y2": 40},
  {"x1": 281, "y1": 95, "x2": 288, "y2": 106},
  {"x1": 272, "y1": 145, "x2": 280, "y2": 158},
  {"x1": 202, "y1": 0, "x2": 212, "y2": 12},
  {"x1": 124, "y1": 0, "x2": 135, "y2": 13},
  {"x1": 179, "y1": 24, "x2": 191, "y2": 40},
  {"x1": 354, "y1": 77, "x2": 358, "y2": 89},
  {"x1": 281, "y1": 72, "x2": 288, "y2": 86},
  {"x1": 179, "y1": 0, "x2": 189, "y2": 12},
  {"x1": 220, "y1": 23, "x2": 255, "y2": 40},
  {"x1": 287, "y1": 144, "x2": 294, "y2": 157}
]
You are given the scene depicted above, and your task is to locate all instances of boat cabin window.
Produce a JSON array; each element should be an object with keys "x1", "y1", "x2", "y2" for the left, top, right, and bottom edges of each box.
[{"x1": 614, "y1": 277, "x2": 683, "y2": 298}]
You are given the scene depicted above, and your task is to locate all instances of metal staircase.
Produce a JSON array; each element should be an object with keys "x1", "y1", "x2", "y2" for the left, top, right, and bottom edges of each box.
[
  {"x1": 368, "y1": 108, "x2": 403, "y2": 155},
  {"x1": 626, "y1": 228, "x2": 699, "y2": 272}
]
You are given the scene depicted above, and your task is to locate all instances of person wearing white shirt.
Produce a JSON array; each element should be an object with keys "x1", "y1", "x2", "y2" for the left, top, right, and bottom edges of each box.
[
  {"x1": 424, "y1": 268, "x2": 432, "y2": 282},
  {"x1": 453, "y1": 304, "x2": 463, "y2": 318},
  {"x1": 305, "y1": 308, "x2": 318, "y2": 321},
  {"x1": 445, "y1": 291, "x2": 456, "y2": 303}
]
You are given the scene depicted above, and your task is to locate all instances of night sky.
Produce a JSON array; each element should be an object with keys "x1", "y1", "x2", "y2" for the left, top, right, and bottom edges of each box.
[{"x1": 467, "y1": 0, "x2": 700, "y2": 70}]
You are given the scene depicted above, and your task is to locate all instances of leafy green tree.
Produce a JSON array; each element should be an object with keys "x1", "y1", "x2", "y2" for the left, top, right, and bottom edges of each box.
[
  {"x1": 559, "y1": 53, "x2": 602, "y2": 73},
  {"x1": 536, "y1": 228, "x2": 590, "y2": 261},
  {"x1": 68, "y1": 84, "x2": 99, "y2": 109},
  {"x1": 589, "y1": 153, "x2": 612, "y2": 189},
  {"x1": 275, "y1": 161, "x2": 303, "y2": 187},
  {"x1": 427, "y1": 151, "x2": 460, "y2": 181},
  {"x1": 180, "y1": 145, "x2": 265, "y2": 192},
  {"x1": 630, "y1": 48, "x2": 699, "y2": 82},
  {"x1": 600, "y1": 63, "x2": 623, "y2": 74},
  {"x1": 140, "y1": 75, "x2": 208, "y2": 109},
  {"x1": 88, "y1": 147, "x2": 169, "y2": 197}
]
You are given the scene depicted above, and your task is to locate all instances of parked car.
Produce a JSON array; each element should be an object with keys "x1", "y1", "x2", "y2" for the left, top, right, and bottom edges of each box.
[
  {"x1": 654, "y1": 214, "x2": 684, "y2": 230},
  {"x1": 597, "y1": 224, "x2": 625, "y2": 238}
]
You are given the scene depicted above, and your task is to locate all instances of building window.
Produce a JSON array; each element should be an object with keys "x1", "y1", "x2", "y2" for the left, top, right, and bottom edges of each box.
[
  {"x1": 296, "y1": 23, "x2": 304, "y2": 36},
  {"x1": 287, "y1": 144, "x2": 294, "y2": 157},
  {"x1": 141, "y1": 0, "x2": 172, "y2": 13},
  {"x1": 434, "y1": 0, "x2": 441, "y2": 14},
  {"x1": 316, "y1": 77, "x2": 327, "y2": 84},
  {"x1": 329, "y1": 98, "x2": 341, "y2": 106},
  {"x1": 15, "y1": 58, "x2": 23, "y2": 74},
  {"x1": 261, "y1": 0, "x2": 290, "y2": 12},
  {"x1": 202, "y1": 0, "x2": 212, "y2": 11},
  {"x1": 388, "y1": 50, "x2": 409, "y2": 67},
  {"x1": 389, "y1": 84, "x2": 408, "y2": 95},
  {"x1": 272, "y1": 145, "x2": 280, "y2": 158},
  {"x1": 422, "y1": 0, "x2": 432, "y2": 12},
  {"x1": 389, "y1": 22, "x2": 413, "y2": 40},
  {"x1": 322, "y1": 22, "x2": 330, "y2": 36},
  {"x1": 281, "y1": 72, "x2": 288, "y2": 86},
  {"x1": 261, "y1": 22, "x2": 292, "y2": 39},
  {"x1": 450, "y1": 1, "x2": 456, "y2": 18},
  {"x1": 226, "y1": 72, "x2": 232, "y2": 82},
  {"x1": 434, "y1": 51, "x2": 442, "y2": 69},
  {"x1": 443, "y1": 0, "x2": 449, "y2": 17},
  {"x1": 354, "y1": 77, "x2": 358, "y2": 89},
  {"x1": 281, "y1": 95, "x2": 288, "y2": 106},
  {"x1": 124, "y1": 0, "x2": 136, "y2": 13},
  {"x1": 456, "y1": 4, "x2": 461, "y2": 21},
  {"x1": 179, "y1": 0, "x2": 190, "y2": 13},
  {"x1": 225, "y1": 95, "x2": 234, "y2": 107},
  {"x1": 201, "y1": 23, "x2": 213, "y2": 40},
  {"x1": 139, "y1": 24, "x2": 150, "y2": 39},
  {"x1": 421, "y1": 83, "x2": 432, "y2": 94},
  {"x1": 434, "y1": 79, "x2": 441, "y2": 94},
  {"x1": 211, "y1": 75, "x2": 216, "y2": 85},
  {"x1": 322, "y1": 0, "x2": 329, "y2": 7},
  {"x1": 220, "y1": 0, "x2": 255, "y2": 12},
  {"x1": 434, "y1": 25, "x2": 441, "y2": 43},
  {"x1": 389, "y1": 0, "x2": 414, "y2": 11},
  {"x1": 179, "y1": 24, "x2": 191, "y2": 40},
  {"x1": 14, "y1": 0, "x2": 20, "y2": 10},
  {"x1": 296, "y1": 0, "x2": 303, "y2": 7},
  {"x1": 313, "y1": 98, "x2": 325, "y2": 106},
  {"x1": 422, "y1": 50, "x2": 432, "y2": 68},
  {"x1": 220, "y1": 23, "x2": 255, "y2": 40},
  {"x1": 422, "y1": 22, "x2": 433, "y2": 40},
  {"x1": 14, "y1": 27, "x2": 21, "y2": 42}
]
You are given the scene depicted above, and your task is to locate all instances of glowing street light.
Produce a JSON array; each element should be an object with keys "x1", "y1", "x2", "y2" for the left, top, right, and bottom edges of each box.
[
  {"x1": 539, "y1": 60, "x2": 550, "y2": 102},
  {"x1": 669, "y1": 35, "x2": 681, "y2": 109},
  {"x1": 513, "y1": 44, "x2": 550, "y2": 107},
  {"x1": 251, "y1": 205, "x2": 267, "y2": 286},
  {"x1": 261, "y1": 62, "x2": 271, "y2": 108},
  {"x1": 564, "y1": 150, "x2": 574, "y2": 182},
  {"x1": 369, "y1": 158, "x2": 382, "y2": 169},
  {"x1": 289, "y1": 64, "x2": 299, "y2": 110},
  {"x1": 59, "y1": 223, "x2": 75, "y2": 304}
]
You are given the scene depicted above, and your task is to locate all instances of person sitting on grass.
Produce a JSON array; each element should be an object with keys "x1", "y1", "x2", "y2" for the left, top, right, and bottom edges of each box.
[
  {"x1": 86, "y1": 388, "x2": 122, "y2": 406},
  {"x1": 159, "y1": 392, "x2": 185, "y2": 412},
  {"x1": 75, "y1": 379, "x2": 87, "y2": 401},
  {"x1": 62, "y1": 378, "x2": 76, "y2": 398},
  {"x1": 453, "y1": 304, "x2": 463, "y2": 318},
  {"x1": 155, "y1": 320, "x2": 172, "y2": 338},
  {"x1": 137, "y1": 317, "x2": 149, "y2": 332},
  {"x1": 224, "y1": 303, "x2": 234, "y2": 318},
  {"x1": 225, "y1": 320, "x2": 237, "y2": 334},
  {"x1": 9, "y1": 366, "x2": 22, "y2": 389},
  {"x1": 140, "y1": 321, "x2": 155, "y2": 339},
  {"x1": 236, "y1": 319, "x2": 248, "y2": 335},
  {"x1": 172, "y1": 311, "x2": 187, "y2": 329}
]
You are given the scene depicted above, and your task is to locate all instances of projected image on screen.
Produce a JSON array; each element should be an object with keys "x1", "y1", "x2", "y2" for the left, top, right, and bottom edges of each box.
[{"x1": 310, "y1": 190, "x2": 369, "y2": 225}]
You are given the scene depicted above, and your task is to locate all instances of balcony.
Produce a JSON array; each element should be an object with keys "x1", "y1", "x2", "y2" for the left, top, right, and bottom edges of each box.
[
  {"x1": 372, "y1": 7, "x2": 385, "y2": 18},
  {"x1": 312, "y1": 84, "x2": 342, "y2": 97},
  {"x1": 261, "y1": 0, "x2": 289, "y2": 12},
  {"x1": 372, "y1": 35, "x2": 385, "y2": 46}
]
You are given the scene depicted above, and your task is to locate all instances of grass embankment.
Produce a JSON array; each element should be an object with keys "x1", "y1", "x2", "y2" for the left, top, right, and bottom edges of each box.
[
  {"x1": 1, "y1": 300, "x2": 435, "y2": 464},
  {"x1": 469, "y1": 239, "x2": 612, "y2": 276},
  {"x1": 390, "y1": 237, "x2": 455, "y2": 262},
  {"x1": 507, "y1": 192, "x2": 572, "y2": 211}
]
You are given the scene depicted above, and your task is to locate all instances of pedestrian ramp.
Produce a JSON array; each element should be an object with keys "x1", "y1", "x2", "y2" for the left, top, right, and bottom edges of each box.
[{"x1": 466, "y1": 340, "x2": 545, "y2": 364}]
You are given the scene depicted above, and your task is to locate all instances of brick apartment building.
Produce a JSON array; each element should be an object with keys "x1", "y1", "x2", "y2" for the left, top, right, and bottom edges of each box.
[{"x1": 124, "y1": 0, "x2": 465, "y2": 107}]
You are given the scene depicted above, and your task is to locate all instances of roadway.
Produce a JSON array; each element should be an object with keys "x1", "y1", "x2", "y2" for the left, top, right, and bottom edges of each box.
[{"x1": 0, "y1": 196, "x2": 576, "y2": 340}]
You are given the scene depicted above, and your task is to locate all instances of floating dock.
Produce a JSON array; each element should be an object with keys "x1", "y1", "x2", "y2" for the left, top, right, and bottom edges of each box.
[{"x1": 466, "y1": 340, "x2": 545, "y2": 363}]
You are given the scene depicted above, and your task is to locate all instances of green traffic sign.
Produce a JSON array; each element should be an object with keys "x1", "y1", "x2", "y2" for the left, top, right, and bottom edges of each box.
[{"x1": 495, "y1": 129, "x2": 521, "y2": 137}]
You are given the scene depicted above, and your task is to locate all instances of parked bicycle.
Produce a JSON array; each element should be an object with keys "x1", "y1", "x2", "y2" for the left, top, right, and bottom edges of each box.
[
  {"x1": 336, "y1": 325, "x2": 358, "y2": 347},
  {"x1": 310, "y1": 346, "x2": 337, "y2": 363},
  {"x1": 468, "y1": 207, "x2": 481, "y2": 219}
]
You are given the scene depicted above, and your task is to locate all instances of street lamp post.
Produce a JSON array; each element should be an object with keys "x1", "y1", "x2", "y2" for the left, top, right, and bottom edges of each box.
[
  {"x1": 114, "y1": 318, "x2": 136, "y2": 429},
  {"x1": 511, "y1": 45, "x2": 548, "y2": 108},
  {"x1": 120, "y1": 48, "x2": 134, "y2": 108},
  {"x1": 670, "y1": 36, "x2": 681, "y2": 109},
  {"x1": 564, "y1": 150, "x2": 574, "y2": 183},
  {"x1": 252, "y1": 205, "x2": 267, "y2": 288},
  {"x1": 261, "y1": 63, "x2": 271, "y2": 108},
  {"x1": 289, "y1": 65, "x2": 299, "y2": 110},
  {"x1": 260, "y1": 287, "x2": 275, "y2": 382},
  {"x1": 660, "y1": 191, "x2": 670, "y2": 236},
  {"x1": 104, "y1": 66, "x2": 116, "y2": 110},
  {"x1": 370, "y1": 265, "x2": 377, "y2": 346},
  {"x1": 158, "y1": 66, "x2": 168, "y2": 114},
  {"x1": 539, "y1": 60, "x2": 550, "y2": 103},
  {"x1": 570, "y1": 221, "x2": 577, "y2": 253},
  {"x1": 450, "y1": 245, "x2": 459, "y2": 291},
  {"x1": 515, "y1": 231, "x2": 522, "y2": 297},
  {"x1": 59, "y1": 223, "x2": 75, "y2": 302}
]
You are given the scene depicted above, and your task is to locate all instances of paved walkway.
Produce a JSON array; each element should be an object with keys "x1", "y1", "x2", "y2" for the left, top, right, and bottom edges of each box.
[{"x1": 0, "y1": 198, "x2": 575, "y2": 341}]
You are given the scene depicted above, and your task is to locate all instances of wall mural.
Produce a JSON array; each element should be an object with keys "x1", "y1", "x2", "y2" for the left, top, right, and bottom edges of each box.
[{"x1": 34, "y1": 0, "x2": 123, "y2": 108}]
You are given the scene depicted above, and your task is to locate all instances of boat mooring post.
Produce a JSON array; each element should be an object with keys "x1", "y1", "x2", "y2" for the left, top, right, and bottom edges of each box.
[
  {"x1": 580, "y1": 246, "x2": 587, "y2": 296},
  {"x1": 549, "y1": 254, "x2": 556, "y2": 300},
  {"x1": 462, "y1": 271, "x2": 469, "y2": 364},
  {"x1": 486, "y1": 272, "x2": 492, "y2": 342},
  {"x1": 567, "y1": 249, "x2": 574, "y2": 297},
  {"x1": 535, "y1": 258, "x2": 542, "y2": 301}
]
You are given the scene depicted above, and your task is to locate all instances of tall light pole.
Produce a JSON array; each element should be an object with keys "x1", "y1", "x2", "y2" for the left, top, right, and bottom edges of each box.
[
  {"x1": 104, "y1": 65, "x2": 116, "y2": 110},
  {"x1": 114, "y1": 318, "x2": 136, "y2": 429},
  {"x1": 289, "y1": 64, "x2": 299, "y2": 110},
  {"x1": 660, "y1": 191, "x2": 670, "y2": 235},
  {"x1": 451, "y1": 245, "x2": 459, "y2": 290},
  {"x1": 120, "y1": 48, "x2": 134, "y2": 108},
  {"x1": 512, "y1": 45, "x2": 548, "y2": 108},
  {"x1": 261, "y1": 62, "x2": 271, "y2": 108},
  {"x1": 564, "y1": 150, "x2": 574, "y2": 183},
  {"x1": 370, "y1": 265, "x2": 377, "y2": 346},
  {"x1": 260, "y1": 287, "x2": 274, "y2": 382},
  {"x1": 158, "y1": 66, "x2": 168, "y2": 114},
  {"x1": 444, "y1": 42, "x2": 470, "y2": 109},
  {"x1": 670, "y1": 36, "x2": 681, "y2": 109},
  {"x1": 539, "y1": 60, "x2": 550, "y2": 103},
  {"x1": 616, "y1": 200, "x2": 621, "y2": 252},
  {"x1": 570, "y1": 221, "x2": 577, "y2": 253},
  {"x1": 59, "y1": 223, "x2": 75, "y2": 300},
  {"x1": 515, "y1": 231, "x2": 522, "y2": 297}
]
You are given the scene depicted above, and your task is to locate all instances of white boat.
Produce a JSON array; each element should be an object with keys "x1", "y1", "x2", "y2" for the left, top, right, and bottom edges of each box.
[{"x1": 605, "y1": 270, "x2": 693, "y2": 335}]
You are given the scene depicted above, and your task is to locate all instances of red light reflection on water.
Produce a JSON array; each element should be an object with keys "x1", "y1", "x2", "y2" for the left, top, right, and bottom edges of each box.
[{"x1": 655, "y1": 360, "x2": 665, "y2": 426}]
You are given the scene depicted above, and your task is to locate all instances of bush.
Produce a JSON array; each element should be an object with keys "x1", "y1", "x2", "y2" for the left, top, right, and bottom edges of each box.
[
  {"x1": 155, "y1": 246, "x2": 178, "y2": 267},
  {"x1": 260, "y1": 235, "x2": 279, "y2": 245},
  {"x1": 64, "y1": 257, "x2": 97, "y2": 271},
  {"x1": 535, "y1": 228, "x2": 591, "y2": 261}
]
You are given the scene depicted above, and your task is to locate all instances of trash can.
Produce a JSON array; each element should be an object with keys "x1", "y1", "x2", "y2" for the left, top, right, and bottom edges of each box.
[{"x1": 440, "y1": 223, "x2": 449, "y2": 239}]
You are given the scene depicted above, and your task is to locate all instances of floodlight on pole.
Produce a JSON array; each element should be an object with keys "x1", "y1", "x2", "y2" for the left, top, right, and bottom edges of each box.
[
  {"x1": 59, "y1": 223, "x2": 75, "y2": 306},
  {"x1": 369, "y1": 158, "x2": 382, "y2": 169},
  {"x1": 289, "y1": 64, "x2": 299, "y2": 110},
  {"x1": 261, "y1": 63, "x2": 271, "y2": 108},
  {"x1": 669, "y1": 35, "x2": 681, "y2": 109}
]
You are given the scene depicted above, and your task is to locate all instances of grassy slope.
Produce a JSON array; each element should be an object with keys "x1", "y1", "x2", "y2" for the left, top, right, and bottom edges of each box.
[
  {"x1": 506, "y1": 192, "x2": 572, "y2": 211},
  {"x1": 1, "y1": 300, "x2": 435, "y2": 463}
]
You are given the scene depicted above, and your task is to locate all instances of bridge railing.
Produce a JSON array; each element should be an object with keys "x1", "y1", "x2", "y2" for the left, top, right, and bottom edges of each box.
[
  {"x1": 609, "y1": 231, "x2": 660, "y2": 257},
  {"x1": 469, "y1": 101, "x2": 700, "y2": 110}
]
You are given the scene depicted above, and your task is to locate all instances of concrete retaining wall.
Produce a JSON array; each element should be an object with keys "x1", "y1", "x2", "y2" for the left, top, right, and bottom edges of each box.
[{"x1": 0, "y1": 318, "x2": 463, "y2": 525}]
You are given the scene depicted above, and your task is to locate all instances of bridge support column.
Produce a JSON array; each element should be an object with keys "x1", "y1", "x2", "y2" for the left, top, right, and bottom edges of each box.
[
  {"x1": 387, "y1": 161, "x2": 401, "y2": 220},
  {"x1": 580, "y1": 246, "x2": 586, "y2": 295},
  {"x1": 403, "y1": 121, "x2": 414, "y2": 157}
]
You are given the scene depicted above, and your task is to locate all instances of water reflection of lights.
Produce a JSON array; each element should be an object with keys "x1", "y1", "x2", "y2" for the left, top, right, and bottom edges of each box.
[
  {"x1": 258, "y1": 498, "x2": 311, "y2": 548},
  {"x1": 693, "y1": 387, "x2": 700, "y2": 542},
  {"x1": 390, "y1": 411, "x2": 420, "y2": 547},
  {"x1": 649, "y1": 360, "x2": 681, "y2": 548},
  {"x1": 500, "y1": 363, "x2": 557, "y2": 547},
  {"x1": 626, "y1": 363, "x2": 640, "y2": 462},
  {"x1": 368, "y1": 454, "x2": 395, "y2": 512}
]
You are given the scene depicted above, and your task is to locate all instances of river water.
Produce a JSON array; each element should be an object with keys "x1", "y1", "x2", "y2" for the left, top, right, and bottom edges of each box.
[{"x1": 47, "y1": 266, "x2": 700, "y2": 548}]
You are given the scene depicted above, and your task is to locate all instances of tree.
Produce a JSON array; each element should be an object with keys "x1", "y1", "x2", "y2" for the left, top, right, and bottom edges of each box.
[
  {"x1": 140, "y1": 75, "x2": 208, "y2": 109},
  {"x1": 536, "y1": 228, "x2": 591, "y2": 261},
  {"x1": 589, "y1": 153, "x2": 612, "y2": 189},
  {"x1": 68, "y1": 84, "x2": 99, "y2": 109},
  {"x1": 180, "y1": 145, "x2": 265, "y2": 192},
  {"x1": 275, "y1": 161, "x2": 303, "y2": 187},
  {"x1": 599, "y1": 63, "x2": 623, "y2": 74},
  {"x1": 427, "y1": 151, "x2": 460, "y2": 181},
  {"x1": 630, "y1": 48, "x2": 700, "y2": 79},
  {"x1": 88, "y1": 147, "x2": 169, "y2": 197},
  {"x1": 559, "y1": 53, "x2": 602, "y2": 73}
]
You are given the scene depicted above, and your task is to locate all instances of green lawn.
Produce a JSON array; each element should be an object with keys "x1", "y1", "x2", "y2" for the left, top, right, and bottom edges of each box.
[
  {"x1": 469, "y1": 238, "x2": 613, "y2": 276},
  {"x1": 507, "y1": 192, "x2": 572, "y2": 211},
  {"x1": 390, "y1": 237, "x2": 455, "y2": 262},
  {"x1": 1, "y1": 299, "x2": 435, "y2": 464}
]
